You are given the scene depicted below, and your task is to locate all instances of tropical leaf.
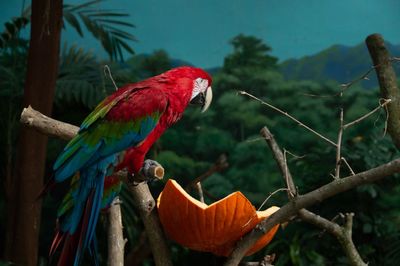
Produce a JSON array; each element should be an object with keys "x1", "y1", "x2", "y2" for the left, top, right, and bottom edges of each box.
[
  {"x1": 0, "y1": 1, "x2": 135, "y2": 61},
  {"x1": 0, "y1": 9, "x2": 30, "y2": 49},
  {"x1": 64, "y1": 0, "x2": 136, "y2": 61},
  {"x1": 55, "y1": 44, "x2": 106, "y2": 109}
]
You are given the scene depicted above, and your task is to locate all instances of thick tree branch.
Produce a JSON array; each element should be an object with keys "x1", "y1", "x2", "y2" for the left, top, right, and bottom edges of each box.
[
  {"x1": 298, "y1": 210, "x2": 366, "y2": 266},
  {"x1": 129, "y1": 183, "x2": 172, "y2": 266},
  {"x1": 108, "y1": 197, "x2": 127, "y2": 266},
  {"x1": 260, "y1": 126, "x2": 367, "y2": 266},
  {"x1": 366, "y1": 34, "x2": 400, "y2": 149},
  {"x1": 21, "y1": 106, "x2": 79, "y2": 140},
  {"x1": 19, "y1": 107, "x2": 172, "y2": 266},
  {"x1": 224, "y1": 158, "x2": 400, "y2": 265}
]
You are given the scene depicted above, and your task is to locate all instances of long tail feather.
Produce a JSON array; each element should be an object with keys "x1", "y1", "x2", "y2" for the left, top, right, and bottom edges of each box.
[{"x1": 51, "y1": 155, "x2": 116, "y2": 266}]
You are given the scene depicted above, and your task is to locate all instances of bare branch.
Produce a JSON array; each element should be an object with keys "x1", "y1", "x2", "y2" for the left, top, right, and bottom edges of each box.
[
  {"x1": 129, "y1": 183, "x2": 172, "y2": 266},
  {"x1": 340, "y1": 66, "x2": 376, "y2": 91},
  {"x1": 195, "y1": 182, "x2": 205, "y2": 203},
  {"x1": 260, "y1": 127, "x2": 297, "y2": 197},
  {"x1": 298, "y1": 210, "x2": 367, "y2": 266},
  {"x1": 366, "y1": 34, "x2": 400, "y2": 149},
  {"x1": 21, "y1": 106, "x2": 78, "y2": 140},
  {"x1": 107, "y1": 197, "x2": 126, "y2": 266},
  {"x1": 240, "y1": 91, "x2": 337, "y2": 147},
  {"x1": 259, "y1": 125, "x2": 366, "y2": 265},
  {"x1": 335, "y1": 109, "x2": 344, "y2": 179},
  {"x1": 224, "y1": 158, "x2": 400, "y2": 265},
  {"x1": 185, "y1": 154, "x2": 229, "y2": 192},
  {"x1": 257, "y1": 188, "x2": 288, "y2": 211},
  {"x1": 341, "y1": 157, "x2": 356, "y2": 176},
  {"x1": 343, "y1": 98, "x2": 391, "y2": 129}
]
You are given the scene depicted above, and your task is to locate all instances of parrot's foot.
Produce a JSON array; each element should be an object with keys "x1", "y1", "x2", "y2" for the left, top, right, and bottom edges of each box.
[{"x1": 128, "y1": 159, "x2": 165, "y2": 185}]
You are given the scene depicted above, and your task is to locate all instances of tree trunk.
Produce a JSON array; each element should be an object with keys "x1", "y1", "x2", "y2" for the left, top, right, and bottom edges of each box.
[{"x1": 4, "y1": 0, "x2": 63, "y2": 264}]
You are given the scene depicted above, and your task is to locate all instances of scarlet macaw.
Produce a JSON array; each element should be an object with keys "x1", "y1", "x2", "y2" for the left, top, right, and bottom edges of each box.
[{"x1": 49, "y1": 66, "x2": 213, "y2": 265}]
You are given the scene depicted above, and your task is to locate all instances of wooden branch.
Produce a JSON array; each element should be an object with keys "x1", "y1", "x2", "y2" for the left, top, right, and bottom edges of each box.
[
  {"x1": 343, "y1": 98, "x2": 391, "y2": 130},
  {"x1": 195, "y1": 182, "x2": 205, "y2": 203},
  {"x1": 259, "y1": 126, "x2": 367, "y2": 266},
  {"x1": 185, "y1": 154, "x2": 229, "y2": 191},
  {"x1": 260, "y1": 127, "x2": 296, "y2": 197},
  {"x1": 21, "y1": 106, "x2": 78, "y2": 140},
  {"x1": 108, "y1": 197, "x2": 126, "y2": 266},
  {"x1": 366, "y1": 34, "x2": 400, "y2": 149},
  {"x1": 19, "y1": 107, "x2": 172, "y2": 266},
  {"x1": 335, "y1": 109, "x2": 344, "y2": 179},
  {"x1": 224, "y1": 158, "x2": 400, "y2": 265},
  {"x1": 129, "y1": 183, "x2": 172, "y2": 266},
  {"x1": 298, "y1": 210, "x2": 366, "y2": 266},
  {"x1": 239, "y1": 91, "x2": 337, "y2": 147}
]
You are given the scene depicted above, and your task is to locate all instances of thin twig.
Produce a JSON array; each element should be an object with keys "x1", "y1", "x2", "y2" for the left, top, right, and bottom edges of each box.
[
  {"x1": 343, "y1": 98, "x2": 391, "y2": 129},
  {"x1": 185, "y1": 154, "x2": 228, "y2": 192},
  {"x1": 335, "y1": 109, "x2": 344, "y2": 179},
  {"x1": 195, "y1": 182, "x2": 205, "y2": 203},
  {"x1": 104, "y1": 65, "x2": 118, "y2": 91},
  {"x1": 341, "y1": 157, "x2": 356, "y2": 176},
  {"x1": 257, "y1": 188, "x2": 288, "y2": 211},
  {"x1": 240, "y1": 91, "x2": 337, "y2": 147},
  {"x1": 340, "y1": 66, "x2": 376, "y2": 91}
]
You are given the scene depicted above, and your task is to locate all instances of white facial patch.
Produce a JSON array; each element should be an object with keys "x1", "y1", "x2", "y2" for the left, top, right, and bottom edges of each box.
[{"x1": 191, "y1": 78, "x2": 209, "y2": 100}]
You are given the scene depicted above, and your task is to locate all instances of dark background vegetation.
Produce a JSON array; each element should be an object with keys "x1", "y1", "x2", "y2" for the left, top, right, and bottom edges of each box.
[{"x1": 1, "y1": 1, "x2": 400, "y2": 265}]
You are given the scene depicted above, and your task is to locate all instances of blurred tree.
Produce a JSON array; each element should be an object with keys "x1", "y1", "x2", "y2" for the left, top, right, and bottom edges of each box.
[{"x1": 224, "y1": 34, "x2": 278, "y2": 72}]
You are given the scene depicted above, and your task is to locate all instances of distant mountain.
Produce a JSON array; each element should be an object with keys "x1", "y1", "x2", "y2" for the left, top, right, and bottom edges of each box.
[{"x1": 280, "y1": 42, "x2": 400, "y2": 88}]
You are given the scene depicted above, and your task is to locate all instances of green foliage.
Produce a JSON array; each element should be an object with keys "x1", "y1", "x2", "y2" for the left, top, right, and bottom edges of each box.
[
  {"x1": 0, "y1": 7, "x2": 30, "y2": 49},
  {"x1": 63, "y1": 0, "x2": 136, "y2": 61},
  {"x1": 224, "y1": 34, "x2": 278, "y2": 72},
  {"x1": 0, "y1": 0, "x2": 135, "y2": 61},
  {"x1": 56, "y1": 44, "x2": 106, "y2": 109}
]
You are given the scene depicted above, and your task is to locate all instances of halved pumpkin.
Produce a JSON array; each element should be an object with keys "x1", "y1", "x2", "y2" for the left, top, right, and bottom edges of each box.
[{"x1": 157, "y1": 179, "x2": 280, "y2": 257}]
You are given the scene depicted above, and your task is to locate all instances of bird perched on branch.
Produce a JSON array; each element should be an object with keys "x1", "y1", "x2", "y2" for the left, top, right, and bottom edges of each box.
[{"x1": 48, "y1": 66, "x2": 213, "y2": 266}]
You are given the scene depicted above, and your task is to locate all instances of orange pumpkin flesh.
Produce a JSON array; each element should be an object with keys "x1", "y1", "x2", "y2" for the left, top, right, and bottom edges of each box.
[{"x1": 157, "y1": 179, "x2": 280, "y2": 257}]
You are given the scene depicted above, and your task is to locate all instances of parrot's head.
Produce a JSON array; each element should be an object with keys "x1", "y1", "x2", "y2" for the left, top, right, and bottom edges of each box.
[
  {"x1": 165, "y1": 66, "x2": 213, "y2": 113},
  {"x1": 189, "y1": 73, "x2": 213, "y2": 113}
]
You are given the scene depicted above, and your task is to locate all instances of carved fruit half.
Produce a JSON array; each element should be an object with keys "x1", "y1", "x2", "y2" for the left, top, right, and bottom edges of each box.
[{"x1": 157, "y1": 179, "x2": 280, "y2": 257}]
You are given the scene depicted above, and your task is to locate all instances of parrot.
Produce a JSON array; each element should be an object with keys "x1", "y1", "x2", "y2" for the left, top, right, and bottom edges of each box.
[{"x1": 48, "y1": 66, "x2": 213, "y2": 266}]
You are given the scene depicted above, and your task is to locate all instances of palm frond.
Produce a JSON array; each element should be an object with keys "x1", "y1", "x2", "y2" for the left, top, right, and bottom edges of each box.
[
  {"x1": 0, "y1": 14, "x2": 30, "y2": 49},
  {"x1": 55, "y1": 44, "x2": 106, "y2": 109},
  {"x1": 63, "y1": 0, "x2": 136, "y2": 61}
]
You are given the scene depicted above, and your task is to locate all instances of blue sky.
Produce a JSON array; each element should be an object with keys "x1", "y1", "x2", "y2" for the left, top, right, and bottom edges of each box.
[{"x1": 1, "y1": 0, "x2": 399, "y2": 68}]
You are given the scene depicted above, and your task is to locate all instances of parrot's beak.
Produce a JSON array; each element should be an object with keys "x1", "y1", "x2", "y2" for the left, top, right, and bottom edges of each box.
[
  {"x1": 190, "y1": 87, "x2": 212, "y2": 112},
  {"x1": 201, "y1": 86, "x2": 212, "y2": 113}
]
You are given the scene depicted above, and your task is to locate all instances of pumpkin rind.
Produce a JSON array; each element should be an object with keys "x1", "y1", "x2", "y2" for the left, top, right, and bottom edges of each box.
[{"x1": 157, "y1": 179, "x2": 280, "y2": 256}]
